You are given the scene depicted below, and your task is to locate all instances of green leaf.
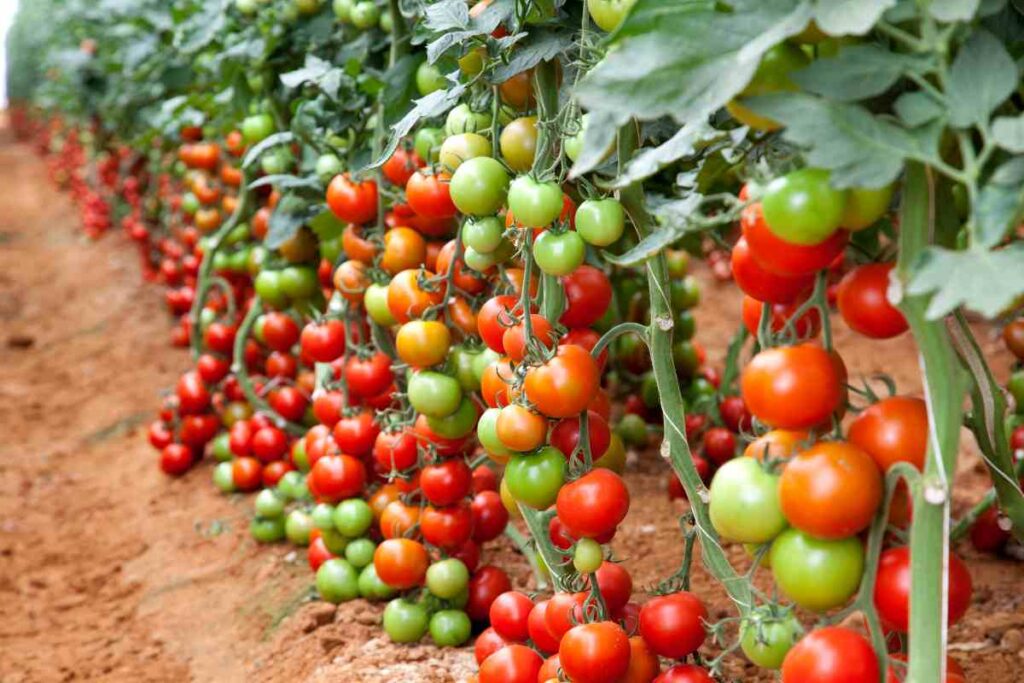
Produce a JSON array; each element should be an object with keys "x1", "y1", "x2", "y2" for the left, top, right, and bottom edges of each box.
[
  {"x1": 489, "y1": 30, "x2": 572, "y2": 83},
  {"x1": 248, "y1": 174, "x2": 322, "y2": 191},
  {"x1": 747, "y1": 92, "x2": 926, "y2": 188},
  {"x1": 567, "y1": 110, "x2": 619, "y2": 179},
  {"x1": 575, "y1": 0, "x2": 813, "y2": 126},
  {"x1": 365, "y1": 83, "x2": 467, "y2": 170},
  {"x1": 946, "y1": 29, "x2": 1018, "y2": 128},
  {"x1": 973, "y1": 157, "x2": 1024, "y2": 247},
  {"x1": 907, "y1": 244, "x2": 1024, "y2": 318},
  {"x1": 793, "y1": 44, "x2": 930, "y2": 102},
  {"x1": 280, "y1": 55, "x2": 350, "y2": 101},
  {"x1": 813, "y1": 0, "x2": 897, "y2": 35},
  {"x1": 381, "y1": 55, "x2": 421, "y2": 124},
  {"x1": 266, "y1": 194, "x2": 322, "y2": 250},
  {"x1": 611, "y1": 122, "x2": 717, "y2": 188},
  {"x1": 242, "y1": 132, "x2": 295, "y2": 169},
  {"x1": 424, "y1": 0, "x2": 470, "y2": 31},
  {"x1": 309, "y1": 210, "x2": 346, "y2": 241},
  {"x1": 992, "y1": 114, "x2": 1024, "y2": 152},
  {"x1": 894, "y1": 91, "x2": 945, "y2": 127},
  {"x1": 604, "y1": 195, "x2": 703, "y2": 266},
  {"x1": 930, "y1": 0, "x2": 981, "y2": 22}
]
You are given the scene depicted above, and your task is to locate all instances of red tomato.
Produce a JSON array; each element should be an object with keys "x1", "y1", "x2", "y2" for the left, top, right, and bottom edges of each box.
[
  {"x1": 421, "y1": 502, "x2": 474, "y2": 550},
  {"x1": 232, "y1": 456, "x2": 263, "y2": 491},
  {"x1": 421, "y1": 459, "x2": 472, "y2": 506},
  {"x1": 718, "y1": 395, "x2": 752, "y2": 433},
  {"x1": 474, "y1": 627, "x2": 509, "y2": 665},
  {"x1": 545, "y1": 592, "x2": 587, "y2": 641},
  {"x1": 781, "y1": 627, "x2": 879, "y2": 683},
  {"x1": 479, "y1": 644, "x2": 543, "y2": 683},
  {"x1": 590, "y1": 561, "x2": 633, "y2": 614},
  {"x1": 502, "y1": 314, "x2": 555, "y2": 362},
  {"x1": 478, "y1": 294, "x2": 520, "y2": 353},
  {"x1": 550, "y1": 411, "x2": 611, "y2": 461},
  {"x1": 971, "y1": 506, "x2": 1010, "y2": 553},
  {"x1": 740, "y1": 344, "x2": 842, "y2": 430},
  {"x1": 176, "y1": 371, "x2": 210, "y2": 415},
  {"x1": 848, "y1": 395, "x2": 928, "y2": 471},
  {"x1": 489, "y1": 591, "x2": 534, "y2": 642},
  {"x1": 310, "y1": 454, "x2": 366, "y2": 502},
  {"x1": 561, "y1": 265, "x2": 612, "y2": 328},
  {"x1": 373, "y1": 538, "x2": 429, "y2": 589},
  {"x1": 159, "y1": 444, "x2": 193, "y2": 476},
  {"x1": 344, "y1": 352, "x2": 393, "y2": 398},
  {"x1": 332, "y1": 409, "x2": 380, "y2": 457},
  {"x1": 326, "y1": 174, "x2": 378, "y2": 224},
  {"x1": 555, "y1": 469, "x2": 629, "y2": 540},
  {"x1": 740, "y1": 294, "x2": 821, "y2": 339},
  {"x1": 702, "y1": 426, "x2": 736, "y2": 466},
  {"x1": 471, "y1": 490, "x2": 509, "y2": 543},
  {"x1": 373, "y1": 429, "x2": 419, "y2": 472},
  {"x1": 528, "y1": 600, "x2": 562, "y2": 654},
  {"x1": 382, "y1": 147, "x2": 424, "y2": 186},
  {"x1": 874, "y1": 547, "x2": 973, "y2": 632},
  {"x1": 837, "y1": 263, "x2": 908, "y2": 339},
  {"x1": 467, "y1": 566, "x2": 513, "y2": 622},
  {"x1": 741, "y1": 202, "x2": 848, "y2": 276},
  {"x1": 654, "y1": 665, "x2": 714, "y2": 683},
  {"x1": 731, "y1": 237, "x2": 814, "y2": 303},
  {"x1": 559, "y1": 621, "x2": 631, "y2": 683},
  {"x1": 307, "y1": 536, "x2": 334, "y2": 572},
  {"x1": 301, "y1": 320, "x2": 346, "y2": 362},
  {"x1": 638, "y1": 592, "x2": 707, "y2": 659},
  {"x1": 406, "y1": 170, "x2": 457, "y2": 219}
]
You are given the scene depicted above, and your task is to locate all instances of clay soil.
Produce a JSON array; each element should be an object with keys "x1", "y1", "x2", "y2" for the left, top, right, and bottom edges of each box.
[{"x1": 1, "y1": 127, "x2": 1024, "y2": 683}]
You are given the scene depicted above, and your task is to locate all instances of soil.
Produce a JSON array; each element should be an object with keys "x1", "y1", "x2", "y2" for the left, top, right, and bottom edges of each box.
[{"x1": 1, "y1": 125, "x2": 1023, "y2": 683}]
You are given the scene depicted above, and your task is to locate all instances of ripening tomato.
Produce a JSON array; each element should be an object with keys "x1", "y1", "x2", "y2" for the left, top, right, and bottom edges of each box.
[
  {"x1": 847, "y1": 396, "x2": 928, "y2": 471},
  {"x1": 232, "y1": 456, "x2": 263, "y2": 491},
  {"x1": 874, "y1": 546, "x2": 973, "y2": 632},
  {"x1": 731, "y1": 237, "x2": 814, "y2": 304},
  {"x1": 374, "y1": 538, "x2": 429, "y2": 589},
  {"x1": 524, "y1": 344, "x2": 600, "y2": 419},
  {"x1": 326, "y1": 174, "x2": 378, "y2": 224},
  {"x1": 709, "y1": 456, "x2": 786, "y2": 544},
  {"x1": 555, "y1": 469, "x2": 629, "y2": 540},
  {"x1": 638, "y1": 592, "x2": 707, "y2": 659},
  {"x1": 396, "y1": 320, "x2": 451, "y2": 367},
  {"x1": 837, "y1": 262, "x2": 908, "y2": 339},
  {"x1": 741, "y1": 202, "x2": 848, "y2": 276},
  {"x1": 496, "y1": 404, "x2": 548, "y2": 452},
  {"x1": 380, "y1": 227, "x2": 427, "y2": 275},
  {"x1": 406, "y1": 170, "x2": 457, "y2": 219},
  {"x1": 387, "y1": 268, "x2": 442, "y2": 323},
  {"x1": 779, "y1": 441, "x2": 882, "y2": 539},
  {"x1": 559, "y1": 621, "x2": 631, "y2": 683},
  {"x1": 741, "y1": 344, "x2": 842, "y2": 429},
  {"x1": 379, "y1": 500, "x2": 421, "y2": 539},
  {"x1": 744, "y1": 429, "x2": 808, "y2": 461},
  {"x1": 435, "y1": 239, "x2": 487, "y2": 294},
  {"x1": 761, "y1": 168, "x2": 848, "y2": 246},
  {"x1": 781, "y1": 627, "x2": 878, "y2": 683}
]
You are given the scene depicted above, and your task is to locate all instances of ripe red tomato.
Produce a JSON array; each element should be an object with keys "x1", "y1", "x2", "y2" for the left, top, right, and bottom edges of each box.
[
  {"x1": 837, "y1": 262, "x2": 908, "y2": 339},
  {"x1": 420, "y1": 502, "x2": 474, "y2": 550},
  {"x1": 251, "y1": 426, "x2": 288, "y2": 462},
  {"x1": 474, "y1": 627, "x2": 509, "y2": 665},
  {"x1": 545, "y1": 591, "x2": 587, "y2": 641},
  {"x1": 479, "y1": 644, "x2": 543, "y2": 683},
  {"x1": 344, "y1": 352, "x2": 393, "y2": 398},
  {"x1": 848, "y1": 396, "x2": 928, "y2": 471},
  {"x1": 731, "y1": 237, "x2": 814, "y2": 303},
  {"x1": 874, "y1": 546, "x2": 973, "y2": 632},
  {"x1": 326, "y1": 174, "x2": 378, "y2": 224},
  {"x1": 160, "y1": 443, "x2": 193, "y2": 476},
  {"x1": 471, "y1": 490, "x2": 509, "y2": 542},
  {"x1": 740, "y1": 344, "x2": 842, "y2": 430},
  {"x1": 718, "y1": 395, "x2": 752, "y2": 433},
  {"x1": 406, "y1": 170, "x2": 457, "y2": 219},
  {"x1": 524, "y1": 344, "x2": 601, "y2": 419},
  {"x1": 590, "y1": 561, "x2": 633, "y2": 614},
  {"x1": 332, "y1": 409, "x2": 379, "y2": 457},
  {"x1": 702, "y1": 427, "x2": 736, "y2": 466},
  {"x1": 232, "y1": 456, "x2": 263, "y2": 491},
  {"x1": 373, "y1": 428, "x2": 419, "y2": 472},
  {"x1": 466, "y1": 565, "x2": 512, "y2": 622},
  {"x1": 781, "y1": 627, "x2": 879, "y2": 683},
  {"x1": 176, "y1": 371, "x2": 210, "y2": 415},
  {"x1": 203, "y1": 321, "x2": 236, "y2": 354},
  {"x1": 740, "y1": 294, "x2": 821, "y2": 339},
  {"x1": 309, "y1": 454, "x2": 366, "y2": 502},
  {"x1": 741, "y1": 202, "x2": 848, "y2": 276},
  {"x1": 420, "y1": 459, "x2": 472, "y2": 506},
  {"x1": 550, "y1": 411, "x2": 611, "y2": 461},
  {"x1": 261, "y1": 311, "x2": 300, "y2": 352},
  {"x1": 267, "y1": 386, "x2": 308, "y2": 422},
  {"x1": 555, "y1": 469, "x2": 629, "y2": 540},
  {"x1": 307, "y1": 536, "x2": 334, "y2": 572},
  {"x1": 312, "y1": 391, "x2": 344, "y2": 428},
  {"x1": 196, "y1": 353, "x2": 230, "y2": 384},
  {"x1": 300, "y1": 320, "x2": 346, "y2": 362},
  {"x1": 558, "y1": 621, "x2": 631, "y2": 683},
  {"x1": 373, "y1": 538, "x2": 429, "y2": 589},
  {"x1": 528, "y1": 600, "x2": 562, "y2": 654},
  {"x1": 477, "y1": 294, "x2": 520, "y2": 353},
  {"x1": 382, "y1": 147, "x2": 423, "y2": 186},
  {"x1": 971, "y1": 506, "x2": 1010, "y2": 553},
  {"x1": 653, "y1": 665, "x2": 714, "y2": 683},
  {"x1": 561, "y1": 265, "x2": 612, "y2": 328},
  {"x1": 502, "y1": 314, "x2": 555, "y2": 362},
  {"x1": 489, "y1": 591, "x2": 534, "y2": 642},
  {"x1": 638, "y1": 592, "x2": 707, "y2": 659}
]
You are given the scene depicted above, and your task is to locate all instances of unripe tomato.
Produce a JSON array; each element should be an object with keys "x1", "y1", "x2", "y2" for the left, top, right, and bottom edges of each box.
[{"x1": 761, "y1": 168, "x2": 848, "y2": 246}]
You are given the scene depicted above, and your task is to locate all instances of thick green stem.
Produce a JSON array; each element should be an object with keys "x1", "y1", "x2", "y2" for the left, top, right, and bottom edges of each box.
[
  {"x1": 188, "y1": 168, "x2": 252, "y2": 359},
  {"x1": 616, "y1": 122, "x2": 750, "y2": 614},
  {"x1": 897, "y1": 162, "x2": 965, "y2": 683}
]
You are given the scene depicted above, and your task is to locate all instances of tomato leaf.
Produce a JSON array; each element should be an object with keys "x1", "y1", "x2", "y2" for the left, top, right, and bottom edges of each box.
[
  {"x1": 242, "y1": 132, "x2": 295, "y2": 169},
  {"x1": 567, "y1": 110, "x2": 619, "y2": 179},
  {"x1": 266, "y1": 194, "x2": 323, "y2": 250},
  {"x1": 423, "y1": 0, "x2": 471, "y2": 31},
  {"x1": 575, "y1": 0, "x2": 812, "y2": 126},
  {"x1": 992, "y1": 114, "x2": 1024, "y2": 152},
  {"x1": 946, "y1": 29, "x2": 1018, "y2": 128},
  {"x1": 894, "y1": 92, "x2": 945, "y2": 127},
  {"x1": 366, "y1": 83, "x2": 467, "y2": 170},
  {"x1": 604, "y1": 195, "x2": 703, "y2": 266},
  {"x1": 907, "y1": 244, "x2": 1024, "y2": 318},
  {"x1": 929, "y1": 0, "x2": 981, "y2": 22},
  {"x1": 489, "y1": 29, "x2": 572, "y2": 83},
  {"x1": 746, "y1": 92, "x2": 930, "y2": 188},
  {"x1": 248, "y1": 174, "x2": 322, "y2": 192},
  {"x1": 974, "y1": 157, "x2": 1024, "y2": 247},
  {"x1": 793, "y1": 44, "x2": 931, "y2": 102},
  {"x1": 610, "y1": 121, "x2": 718, "y2": 188},
  {"x1": 812, "y1": 0, "x2": 897, "y2": 36}
]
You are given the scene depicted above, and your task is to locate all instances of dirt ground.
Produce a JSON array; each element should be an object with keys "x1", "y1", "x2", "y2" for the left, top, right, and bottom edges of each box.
[{"x1": 1, "y1": 126, "x2": 1023, "y2": 683}]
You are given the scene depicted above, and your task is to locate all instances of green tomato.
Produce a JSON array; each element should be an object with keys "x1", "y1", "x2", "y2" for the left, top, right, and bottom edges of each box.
[
  {"x1": 533, "y1": 230, "x2": 585, "y2": 276},
  {"x1": 312, "y1": 502, "x2": 337, "y2": 530},
  {"x1": 673, "y1": 340, "x2": 700, "y2": 378},
  {"x1": 640, "y1": 372, "x2": 660, "y2": 408},
  {"x1": 213, "y1": 461, "x2": 236, "y2": 493},
  {"x1": 408, "y1": 371, "x2": 463, "y2": 418},
  {"x1": 762, "y1": 168, "x2": 848, "y2": 246},
  {"x1": 616, "y1": 413, "x2": 648, "y2": 448},
  {"x1": 316, "y1": 558, "x2": 360, "y2": 603},
  {"x1": 333, "y1": 498, "x2": 374, "y2": 537},
  {"x1": 449, "y1": 157, "x2": 509, "y2": 216},
  {"x1": 739, "y1": 610, "x2": 802, "y2": 669},
  {"x1": 359, "y1": 564, "x2": 396, "y2": 600},
  {"x1": 671, "y1": 275, "x2": 701, "y2": 310},
  {"x1": 727, "y1": 44, "x2": 810, "y2": 131},
  {"x1": 439, "y1": 132, "x2": 491, "y2": 172},
  {"x1": 1009, "y1": 371, "x2": 1024, "y2": 410},
  {"x1": 573, "y1": 538, "x2": 604, "y2": 574},
  {"x1": 840, "y1": 184, "x2": 895, "y2": 231},
  {"x1": 379, "y1": 10, "x2": 393, "y2": 31},
  {"x1": 254, "y1": 489, "x2": 285, "y2": 518},
  {"x1": 444, "y1": 104, "x2": 492, "y2": 137},
  {"x1": 586, "y1": 0, "x2": 636, "y2": 31},
  {"x1": 315, "y1": 153, "x2": 343, "y2": 183},
  {"x1": 414, "y1": 127, "x2": 444, "y2": 163},
  {"x1": 261, "y1": 147, "x2": 293, "y2": 175},
  {"x1": 345, "y1": 537, "x2": 377, "y2": 568},
  {"x1": 477, "y1": 407, "x2": 516, "y2": 459},
  {"x1": 505, "y1": 447, "x2": 566, "y2": 509},
  {"x1": 321, "y1": 528, "x2": 350, "y2": 555},
  {"x1": 462, "y1": 217, "x2": 505, "y2": 254},
  {"x1": 429, "y1": 610, "x2": 472, "y2": 647},
  {"x1": 769, "y1": 528, "x2": 864, "y2": 611},
  {"x1": 320, "y1": 234, "x2": 343, "y2": 263},
  {"x1": 276, "y1": 470, "x2": 304, "y2": 500},
  {"x1": 225, "y1": 222, "x2": 251, "y2": 246},
  {"x1": 464, "y1": 246, "x2": 497, "y2": 271},
  {"x1": 285, "y1": 510, "x2": 314, "y2": 546},
  {"x1": 426, "y1": 396, "x2": 479, "y2": 439},
  {"x1": 665, "y1": 249, "x2": 690, "y2": 278},
  {"x1": 676, "y1": 309, "x2": 696, "y2": 341},
  {"x1": 250, "y1": 516, "x2": 286, "y2": 543},
  {"x1": 364, "y1": 283, "x2": 397, "y2": 326},
  {"x1": 349, "y1": 1, "x2": 380, "y2": 29},
  {"x1": 181, "y1": 192, "x2": 200, "y2": 215},
  {"x1": 507, "y1": 176, "x2": 564, "y2": 228},
  {"x1": 254, "y1": 270, "x2": 288, "y2": 309},
  {"x1": 294, "y1": 0, "x2": 322, "y2": 14},
  {"x1": 241, "y1": 113, "x2": 275, "y2": 144},
  {"x1": 211, "y1": 432, "x2": 233, "y2": 462},
  {"x1": 416, "y1": 61, "x2": 447, "y2": 96},
  {"x1": 425, "y1": 558, "x2": 470, "y2": 599},
  {"x1": 383, "y1": 599, "x2": 430, "y2": 643},
  {"x1": 708, "y1": 457, "x2": 787, "y2": 544},
  {"x1": 472, "y1": 348, "x2": 501, "y2": 382},
  {"x1": 279, "y1": 266, "x2": 319, "y2": 300},
  {"x1": 449, "y1": 345, "x2": 483, "y2": 392},
  {"x1": 576, "y1": 198, "x2": 625, "y2": 247},
  {"x1": 236, "y1": 0, "x2": 260, "y2": 14},
  {"x1": 332, "y1": 0, "x2": 353, "y2": 20},
  {"x1": 499, "y1": 116, "x2": 538, "y2": 173},
  {"x1": 292, "y1": 439, "x2": 310, "y2": 472}
]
